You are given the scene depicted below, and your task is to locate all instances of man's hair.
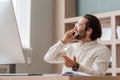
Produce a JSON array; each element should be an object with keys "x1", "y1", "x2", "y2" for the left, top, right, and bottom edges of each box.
[{"x1": 83, "y1": 14, "x2": 102, "y2": 41}]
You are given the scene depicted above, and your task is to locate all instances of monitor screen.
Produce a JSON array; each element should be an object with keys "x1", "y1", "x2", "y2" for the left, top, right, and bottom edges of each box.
[{"x1": 0, "y1": 0, "x2": 25, "y2": 64}]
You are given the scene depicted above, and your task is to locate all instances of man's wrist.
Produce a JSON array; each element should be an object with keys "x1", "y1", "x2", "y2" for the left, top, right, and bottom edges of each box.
[
  {"x1": 61, "y1": 39, "x2": 67, "y2": 44},
  {"x1": 72, "y1": 62, "x2": 79, "y2": 71}
]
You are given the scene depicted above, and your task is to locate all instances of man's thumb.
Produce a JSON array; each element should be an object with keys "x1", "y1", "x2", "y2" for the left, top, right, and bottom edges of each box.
[{"x1": 73, "y1": 56, "x2": 76, "y2": 61}]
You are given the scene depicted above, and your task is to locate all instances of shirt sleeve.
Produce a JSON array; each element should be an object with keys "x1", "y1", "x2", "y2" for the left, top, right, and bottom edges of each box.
[
  {"x1": 44, "y1": 40, "x2": 66, "y2": 63},
  {"x1": 77, "y1": 48, "x2": 111, "y2": 76}
]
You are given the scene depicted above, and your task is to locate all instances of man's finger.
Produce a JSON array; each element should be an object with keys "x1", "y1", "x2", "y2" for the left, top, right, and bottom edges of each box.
[
  {"x1": 62, "y1": 52, "x2": 66, "y2": 56},
  {"x1": 63, "y1": 55, "x2": 72, "y2": 62},
  {"x1": 73, "y1": 56, "x2": 76, "y2": 62},
  {"x1": 64, "y1": 60, "x2": 72, "y2": 67}
]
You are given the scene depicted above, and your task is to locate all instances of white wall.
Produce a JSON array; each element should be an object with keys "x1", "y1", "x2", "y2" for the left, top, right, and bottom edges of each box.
[{"x1": 16, "y1": 0, "x2": 54, "y2": 74}]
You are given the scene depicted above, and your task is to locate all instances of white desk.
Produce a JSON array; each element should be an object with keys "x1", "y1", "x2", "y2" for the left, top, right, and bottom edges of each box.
[{"x1": 0, "y1": 76, "x2": 119, "y2": 80}]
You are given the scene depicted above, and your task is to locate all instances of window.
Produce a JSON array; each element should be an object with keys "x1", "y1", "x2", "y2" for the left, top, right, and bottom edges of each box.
[{"x1": 12, "y1": 0, "x2": 31, "y2": 48}]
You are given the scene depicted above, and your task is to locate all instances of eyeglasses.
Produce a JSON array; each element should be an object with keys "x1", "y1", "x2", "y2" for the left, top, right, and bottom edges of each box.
[{"x1": 75, "y1": 22, "x2": 81, "y2": 27}]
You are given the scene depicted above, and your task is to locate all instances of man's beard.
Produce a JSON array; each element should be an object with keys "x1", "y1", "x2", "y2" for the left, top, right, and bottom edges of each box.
[{"x1": 74, "y1": 31, "x2": 86, "y2": 40}]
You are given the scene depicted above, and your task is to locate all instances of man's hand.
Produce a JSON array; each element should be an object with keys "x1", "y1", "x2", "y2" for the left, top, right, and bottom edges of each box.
[
  {"x1": 61, "y1": 28, "x2": 79, "y2": 44},
  {"x1": 61, "y1": 30, "x2": 75, "y2": 44},
  {"x1": 62, "y1": 53, "x2": 77, "y2": 67}
]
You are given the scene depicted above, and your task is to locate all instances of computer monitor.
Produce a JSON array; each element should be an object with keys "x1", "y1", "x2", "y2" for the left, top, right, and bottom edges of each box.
[{"x1": 0, "y1": 0, "x2": 25, "y2": 64}]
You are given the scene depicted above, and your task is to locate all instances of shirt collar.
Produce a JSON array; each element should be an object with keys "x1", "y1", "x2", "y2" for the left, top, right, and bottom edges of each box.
[
  {"x1": 79, "y1": 40, "x2": 98, "y2": 50},
  {"x1": 81, "y1": 40, "x2": 97, "y2": 46},
  {"x1": 72, "y1": 40, "x2": 98, "y2": 50}
]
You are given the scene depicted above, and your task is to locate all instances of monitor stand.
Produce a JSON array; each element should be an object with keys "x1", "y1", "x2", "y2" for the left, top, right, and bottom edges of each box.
[{"x1": 9, "y1": 64, "x2": 16, "y2": 73}]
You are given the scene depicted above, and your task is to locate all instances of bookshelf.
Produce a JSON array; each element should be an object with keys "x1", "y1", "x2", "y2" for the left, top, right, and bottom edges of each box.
[{"x1": 54, "y1": 0, "x2": 120, "y2": 76}]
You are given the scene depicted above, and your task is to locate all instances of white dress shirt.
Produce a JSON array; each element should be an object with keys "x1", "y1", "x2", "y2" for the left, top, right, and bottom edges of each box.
[{"x1": 44, "y1": 40, "x2": 111, "y2": 76}]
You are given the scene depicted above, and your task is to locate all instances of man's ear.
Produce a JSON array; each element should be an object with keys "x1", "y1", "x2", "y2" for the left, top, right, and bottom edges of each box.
[{"x1": 87, "y1": 28, "x2": 92, "y2": 34}]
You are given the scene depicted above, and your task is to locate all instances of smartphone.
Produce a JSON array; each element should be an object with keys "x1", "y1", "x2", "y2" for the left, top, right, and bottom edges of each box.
[{"x1": 72, "y1": 32, "x2": 80, "y2": 40}]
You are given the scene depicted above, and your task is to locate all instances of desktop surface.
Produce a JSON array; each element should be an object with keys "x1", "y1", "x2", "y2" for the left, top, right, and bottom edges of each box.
[{"x1": 0, "y1": 75, "x2": 118, "y2": 80}]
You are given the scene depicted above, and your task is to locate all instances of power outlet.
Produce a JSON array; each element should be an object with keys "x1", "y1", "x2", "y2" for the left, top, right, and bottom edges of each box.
[{"x1": 0, "y1": 68, "x2": 7, "y2": 73}]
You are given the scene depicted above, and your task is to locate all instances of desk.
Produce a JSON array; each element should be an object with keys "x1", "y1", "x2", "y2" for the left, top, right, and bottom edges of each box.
[{"x1": 0, "y1": 76, "x2": 119, "y2": 80}]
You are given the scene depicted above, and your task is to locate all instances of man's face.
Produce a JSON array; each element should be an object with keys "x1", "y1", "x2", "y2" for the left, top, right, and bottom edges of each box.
[{"x1": 73, "y1": 17, "x2": 88, "y2": 40}]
